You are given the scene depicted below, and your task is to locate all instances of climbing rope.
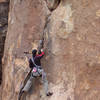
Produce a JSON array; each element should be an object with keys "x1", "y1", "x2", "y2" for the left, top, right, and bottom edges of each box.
[{"x1": 18, "y1": 68, "x2": 32, "y2": 100}]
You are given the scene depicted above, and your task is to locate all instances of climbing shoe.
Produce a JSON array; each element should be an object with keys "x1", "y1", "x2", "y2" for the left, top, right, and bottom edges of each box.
[{"x1": 46, "y1": 92, "x2": 53, "y2": 96}]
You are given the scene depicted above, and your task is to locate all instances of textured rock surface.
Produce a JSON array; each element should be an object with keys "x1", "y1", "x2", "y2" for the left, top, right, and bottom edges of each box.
[
  {"x1": 0, "y1": 0, "x2": 9, "y2": 84},
  {"x1": 0, "y1": 0, "x2": 7, "y2": 2},
  {"x1": 1, "y1": 0, "x2": 100, "y2": 100},
  {"x1": 2, "y1": 0, "x2": 50, "y2": 100},
  {"x1": 45, "y1": 0, "x2": 60, "y2": 11}
]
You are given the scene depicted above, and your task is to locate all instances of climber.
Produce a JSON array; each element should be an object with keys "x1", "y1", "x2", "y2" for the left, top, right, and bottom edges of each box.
[
  {"x1": 28, "y1": 49, "x2": 53, "y2": 96},
  {"x1": 29, "y1": 49, "x2": 44, "y2": 69}
]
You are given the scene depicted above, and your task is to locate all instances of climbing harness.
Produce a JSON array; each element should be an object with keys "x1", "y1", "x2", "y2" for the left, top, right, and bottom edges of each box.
[
  {"x1": 32, "y1": 67, "x2": 37, "y2": 72},
  {"x1": 31, "y1": 57, "x2": 43, "y2": 76}
]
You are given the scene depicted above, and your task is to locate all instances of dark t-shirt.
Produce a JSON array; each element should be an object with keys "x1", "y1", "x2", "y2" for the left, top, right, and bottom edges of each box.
[{"x1": 29, "y1": 52, "x2": 44, "y2": 68}]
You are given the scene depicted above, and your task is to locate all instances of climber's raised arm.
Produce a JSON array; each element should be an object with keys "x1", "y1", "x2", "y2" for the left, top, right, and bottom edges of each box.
[{"x1": 35, "y1": 49, "x2": 45, "y2": 59}]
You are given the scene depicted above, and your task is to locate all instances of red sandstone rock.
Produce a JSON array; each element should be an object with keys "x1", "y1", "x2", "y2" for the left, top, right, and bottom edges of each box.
[
  {"x1": 0, "y1": 0, "x2": 7, "y2": 2},
  {"x1": 1, "y1": 0, "x2": 100, "y2": 100}
]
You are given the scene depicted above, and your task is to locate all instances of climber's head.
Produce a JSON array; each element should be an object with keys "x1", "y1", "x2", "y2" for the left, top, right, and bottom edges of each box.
[{"x1": 32, "y1": 49, "x2": 37, "y2": 57}]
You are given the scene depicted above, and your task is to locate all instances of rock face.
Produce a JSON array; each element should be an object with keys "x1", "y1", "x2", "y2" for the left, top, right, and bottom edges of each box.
[
  {"x1": 1, "y1": 0, "x2": 100, "y2": 100},
  {"x1": 0, "y1": 1, "x2": 9, "y2": 100},
  {"x1": 0, "y1": 0, "x2": 9, "y2": 84}
]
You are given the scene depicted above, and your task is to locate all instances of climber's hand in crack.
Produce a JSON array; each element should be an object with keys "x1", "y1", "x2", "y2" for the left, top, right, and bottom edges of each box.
[
  {"x1": 41, "y1": 49, "x2": 44, "y2": 52},
  {"x1": 46, "y1": 92, "x2": 53, "y2": 96},
  {"x1": 41, "y1": 48, "x2": 46, "y2": 53}
]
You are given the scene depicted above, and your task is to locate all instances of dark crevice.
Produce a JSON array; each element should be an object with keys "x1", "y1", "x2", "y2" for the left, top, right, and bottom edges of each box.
[
  {"x1": 45, "y1": 0, "x2": 61, "y2": 12},
  {"x1": 0, "y1": 1, "x2": 9, "y2": 85},
  {"x1": 43, "y1": 1, "x2": 62, "y2": 54},
  {"x1": 50, "y1": 0, "x2": 61, "y2": 11}
]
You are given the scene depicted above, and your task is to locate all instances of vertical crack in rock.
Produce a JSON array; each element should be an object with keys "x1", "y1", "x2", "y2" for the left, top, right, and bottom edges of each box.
[{"x1": 45, "y1": 0, "x2": 61, "y2": 11}]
